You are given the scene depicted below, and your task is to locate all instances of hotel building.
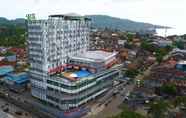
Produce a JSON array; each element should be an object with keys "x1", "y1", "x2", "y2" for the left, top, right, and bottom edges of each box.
[{"x1": 28, "y1": 14, "x2": 119, "y2": 110}]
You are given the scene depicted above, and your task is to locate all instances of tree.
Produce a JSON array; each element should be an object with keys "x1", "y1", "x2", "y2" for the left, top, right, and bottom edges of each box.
[
  {"x1": 119, "y1": 110, "x2": 145, "y2": 118},
  {"x1": 174, "y1": 96, "x2": 186, "y2": 108},
  {"x1": 148, "y1": 100, "x2": 170, "y2": 118},
  {"x1": 173, "y1": 40, "x2": 184, "y2": 49},
  {"x1": 110, "y1": 105, "x2": 146, "y2": 118},
  {"x1": 141, "y1": 40, "x2": 153, "y2": 51},
  {"x1": 0, "y1": 51, "x2": 15, "y2": 56},
  {"x1": 155, "y1": 47, "x2": 171, "y2": 64},
  {"x1": 119, "y1": 33, "x2": 127, "y2": 40},
  {"x1": 160, "y1": 84, "x2": 177, "y2": 96},
  {"x1": 126, "y1": 33, "x2": 135, "y2": 42},
  {"x1": 0, "y1": 26, "x2": 26, "y2": 47},
  {"x1": 183, "y1": 34, "x2": 186, "y2": 40},
  {"x1": 125, "y1": 69, "x2": 139, "y2": 78},
  {"x1": 124, "y1": 43, "x2": 133, "y2": 49},
  {"x1": 156, "y1": 55, "x2": 163, "y2": 64}
]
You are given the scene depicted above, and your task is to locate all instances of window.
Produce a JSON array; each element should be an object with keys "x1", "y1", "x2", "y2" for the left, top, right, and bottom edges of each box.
[
  {"x1": 47, "y1": 95, "x2": 59, "y2": 103},
  {"x1": 47, "y1": 80, "x2": 59, "y2": 86}
]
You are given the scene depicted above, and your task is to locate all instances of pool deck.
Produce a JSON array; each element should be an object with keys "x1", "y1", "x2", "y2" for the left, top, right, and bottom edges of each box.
[{"x1": 60, "y1": 70, "x2": 92, "y2": 81}]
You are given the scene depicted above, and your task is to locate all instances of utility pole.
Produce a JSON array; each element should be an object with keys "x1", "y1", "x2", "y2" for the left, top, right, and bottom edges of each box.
[{"x1": 165, "y1": 28, "x2": 168, "y2": 38}]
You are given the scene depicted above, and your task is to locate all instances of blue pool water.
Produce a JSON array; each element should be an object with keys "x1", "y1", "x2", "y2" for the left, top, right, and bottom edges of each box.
[{"x1": 75, "y1": 70, "x2": 91, "y2": 78}]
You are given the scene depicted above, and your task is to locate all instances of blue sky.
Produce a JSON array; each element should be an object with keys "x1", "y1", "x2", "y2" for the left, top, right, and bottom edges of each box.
[{"x1": 0, "y1": 0, "x2": 186, "y2": 34}]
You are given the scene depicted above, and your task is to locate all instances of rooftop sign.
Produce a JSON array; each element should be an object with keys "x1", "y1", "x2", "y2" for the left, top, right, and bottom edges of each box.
[{"x1": 26, "y1": 13, "x2": 36, "y2": 21}]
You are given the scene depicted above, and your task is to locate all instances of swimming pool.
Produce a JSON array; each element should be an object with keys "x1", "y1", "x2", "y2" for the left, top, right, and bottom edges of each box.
[{"x1": 75, "y1": 70, "x2": 91, "y2": 78}]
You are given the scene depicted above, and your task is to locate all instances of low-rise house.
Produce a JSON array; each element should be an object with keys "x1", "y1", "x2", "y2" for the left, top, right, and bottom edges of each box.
[
  {"x1": 146, "y1": 56, "x2": 156, "y2": 65},
  {"x1": 128, "y1": 50, "x2": 137, "y2": 60},
  {"x1": 0, "y1": 56, "x2": 5, "y2": 61},
  {"x1": 158, "y1": 40, "x2": 172, "y2": 47},
  {"x1": 0, "y1": 47, "x2": 8, "y2": 54},
  {"x1": 112, "y1": 33, "x2": 119, "y2": 37},
  {"x1": 176, "y1": 60, "x2": 186, "y2": 72},
  {"x1": 120, "y1": 51, "x2": 128, "y2": 60},
  {"x1": 4, "y1": 72, "x2": 29, "y2": 93},
  {"x1": 151, "y1": 40, "x2": 172, "y2": 48},
  {"x1": 146, "y1": 59, "x2": 186, "y2": 88},
  {"x1": 0, "y1": 66, "x2": 14, "y2": 77},
  {"x1": 8, "y1": 47, "x2": 26, "y2": 61},
  {"x1": 118, "y1": 40, "x2": 127, "y2": 47},
  {"x1": 5, "y1": 55, "x2": 16, "y2": 62},
  {"x1": 0, "y1": 51, "x2": 17, "y2": 63},
  {"x1": 170, "y1": 48, "x2": 186, "y2": 60}
]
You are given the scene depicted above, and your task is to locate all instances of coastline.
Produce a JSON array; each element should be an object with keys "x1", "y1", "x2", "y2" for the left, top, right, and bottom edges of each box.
[{"x1": 156, "y1": 28, "x2": 185, "y2": 37}]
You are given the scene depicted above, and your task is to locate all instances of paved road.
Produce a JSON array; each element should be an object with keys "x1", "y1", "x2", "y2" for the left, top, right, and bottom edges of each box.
[
  {"x1": 84, "y1": 83, "x2": 134, "y2": 118},
  {"x1": 135, "y1": 62, "x2": 158, "y2": 81},
  {"x1": 0, "y1": 97, "x2": 33, "y2": 118},
  {"x1": 135, "y1": 51, "x2": 170, "y2": 82},
  {"x1": 0, "y1": 86, "x2": 54, "y2": 118},
  {"x1": 84, "y1": 61, "x2": 159, "y2": 118}
]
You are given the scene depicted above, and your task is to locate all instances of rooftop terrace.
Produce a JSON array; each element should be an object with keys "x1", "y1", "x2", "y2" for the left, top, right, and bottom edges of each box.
[
  {"x1": 177, "y1": 60, "x2": 186, "y2": 65},
  {"x1": 49, "y1": 14, "x2": 91, "y2": 21},
  {"x1": 57, "y1": 69, "x2": 92, "y2": 82},
  {"x1": 70, "y1": 50, "x2": 118, "y2": 63}
]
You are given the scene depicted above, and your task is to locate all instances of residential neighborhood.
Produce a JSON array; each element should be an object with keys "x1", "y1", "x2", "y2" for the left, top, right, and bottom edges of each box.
[{"x1": 0, "y1": 0, "x2": 186, "y2": 118}]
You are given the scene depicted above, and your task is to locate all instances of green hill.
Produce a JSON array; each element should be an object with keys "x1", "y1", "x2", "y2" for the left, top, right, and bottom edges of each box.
[
  {"x1": 0, "y1": 17, "x2": 26, "y2": 47},
  {"x1": 86, "y1": 15, "x2": 168, "y2": 32},
  {"x1": 0, "y1": 15, "x2": 168, "y2": 32},
  {"x1": 0, "y1": 15, "x2": 170, "y2": 47},
  {"x1": 0, "y1": 17, "x2": 26, "y2": 28}
]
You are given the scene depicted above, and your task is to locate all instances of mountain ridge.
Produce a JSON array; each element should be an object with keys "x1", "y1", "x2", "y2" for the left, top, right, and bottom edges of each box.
[
  {"x1": 0, "y1": 15, "x2": 169, "y2": 32},
  {"x1": 86, "y1": 15, "x2": 169, "y2": 32}
]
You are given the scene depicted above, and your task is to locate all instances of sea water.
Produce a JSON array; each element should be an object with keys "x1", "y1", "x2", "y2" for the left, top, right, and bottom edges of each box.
[{"x1": 156, "y1": 28, "x2": 185, "y2": 37}]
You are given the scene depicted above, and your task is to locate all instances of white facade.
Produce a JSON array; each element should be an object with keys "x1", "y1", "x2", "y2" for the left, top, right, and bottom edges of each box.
[
  {"x1": 28, "y1": 15, "x2": 91, "y2": 102},
  {"x1": 28, "y1": 15, "x2": 119, "y2": 111}
]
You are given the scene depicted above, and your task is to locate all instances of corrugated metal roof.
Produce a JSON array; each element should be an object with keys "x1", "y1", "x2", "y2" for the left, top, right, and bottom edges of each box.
[
  {"x1": 5, "y1": 72, "x2": 28, "y2": 84},
  {"x1": 0, "y1": 66, "x2": 14, "y2": 76},
  {"x1": 70, "y1": 51, "x2": 118, "y2": 63}
]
